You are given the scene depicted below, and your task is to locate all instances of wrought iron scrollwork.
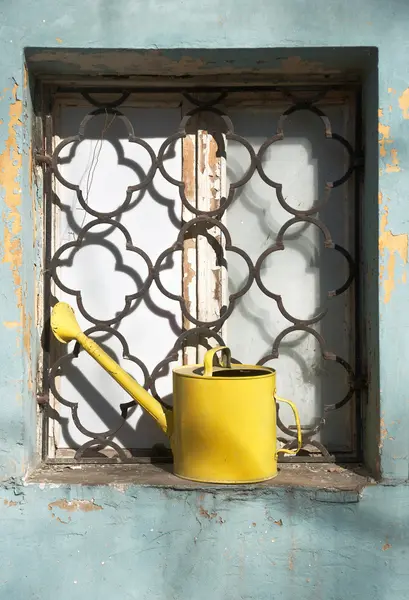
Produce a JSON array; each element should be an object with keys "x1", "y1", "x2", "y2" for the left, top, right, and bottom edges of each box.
[{"x1": 40, "y1": 86, "x2": 360, "y2": 463}]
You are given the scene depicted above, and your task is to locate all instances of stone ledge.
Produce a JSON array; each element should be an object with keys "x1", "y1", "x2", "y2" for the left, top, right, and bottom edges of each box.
[{"x1": 26, "y1": 462, "x2": 375, "y2": 497}]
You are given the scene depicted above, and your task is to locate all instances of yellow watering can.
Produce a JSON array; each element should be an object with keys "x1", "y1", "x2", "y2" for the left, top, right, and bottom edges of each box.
[{"x1": 50, "y1": 302, "x2": 302, "y2": 484}]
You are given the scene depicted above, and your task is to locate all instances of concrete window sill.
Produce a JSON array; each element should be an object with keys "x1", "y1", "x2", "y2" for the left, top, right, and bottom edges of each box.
[{"x1": 26, "y1": 463, "x2": 375, "y2": 500}]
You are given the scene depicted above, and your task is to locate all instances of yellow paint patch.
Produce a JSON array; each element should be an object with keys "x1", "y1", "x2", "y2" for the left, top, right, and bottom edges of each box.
[
  {"x1": 379, "y1": 199, "x2": 408, "y2": 303},
  {"x1": 3, "y1": 321, "x2": 21, "y2": 329},
  {"x1": 378, "y1": 108, "x2": 383, "y2": 118},
  {"x1": 0, "y1": 84, "x2": 35, "y2": 390},
  {"x1": 379, "y1": 115, "x2": 401, "y2": 174},
  {"x1": 378, "y1": 122, "x2": 392, "y2": 158},
  {"x1": 386, "y1": 148, "x2": 400, "y2": 173},
  {"x1": 0, "y1": 83, "x2": 23, "y2": 308},
  {"x1": 398, "y1": 88, "x2": 409, "y2": 119}
]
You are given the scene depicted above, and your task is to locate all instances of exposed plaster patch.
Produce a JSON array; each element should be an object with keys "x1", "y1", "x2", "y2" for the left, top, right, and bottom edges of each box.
[
  {"x1": 3, "y1": 499, "x2": 17, "y2": 507},
  {"x1": 55, "y1": 38, "x2": 63, "y2": 44},
  {"x1": 198, "y1": 505, "x2": 225, "y2": 524},
  {"x1": 288, "y1": 543, "x2": 296, "y2": 571},
  {"x1": 379, "y1": 199, "x2": 408, "y2": 304},
  {"x1": 48, "y1": 498, "x2": 103, "y2": 513},
  {"x1": 382, "y1": 542, "x2": 391, "y2": 551},
  {"x1": 398, "y1": 88, "x2": 409, "y2": 119},
  {"x1": 48, "y1": 498, "x2": 103, "y2": 523},
  {"x1": 388, "y1": 88, "x2": 396, "y2": 95}
]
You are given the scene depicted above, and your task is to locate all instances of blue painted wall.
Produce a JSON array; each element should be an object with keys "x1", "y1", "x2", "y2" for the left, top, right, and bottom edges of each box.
[{"x1": 1, "y1": 1, "x2": 409, "y2": 598}]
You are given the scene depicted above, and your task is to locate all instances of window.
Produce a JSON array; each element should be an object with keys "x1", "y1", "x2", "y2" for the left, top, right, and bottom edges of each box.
[{"x1": 37, "y1": 83, "x2": 362, "y2": 464}]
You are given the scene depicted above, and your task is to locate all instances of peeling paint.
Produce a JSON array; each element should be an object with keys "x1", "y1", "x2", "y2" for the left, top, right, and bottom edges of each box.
[
  {"x1": 0, "y1": 81, "x2": 35, "y2": 389},
  {"x1": 23, "y1": 64, "x2": 28, "y2": 90},
  {"x1": 386, "y1": 148, "x2": 400, "y2": 173},
  {"x1": 198, "y1": 506, "x2": 225, "y2": 524},
  {"x1": 22, "y1": 305, "x2": 32, "y2": 357},
  {"x1": 379, "y1": 200, "x2": 408, "y2": 304},
  {"x1": 378, "y1": 122, "x2": 392, "y2": 159},
  {"x1": 182, "y1": 132, "x2": 197, "y2": 346},
  {"x1": 0, "y1": 83, "x2": 23, "y2": 309},
  {"x1": 48, "y1": 498, "x2": 103, "y2": 519},
  {"x1": 380, "y1": 417, "x2": 388, "y2": 448},
  {"x1": 379, "y1": 109, "x2": 401, "y2": 174},
  {"x1": 3, "y1": 321, "x2": 21, "y2": 329},
  {"x1": 183, "y1": 241, "x2": 196, "y2": 325},
  {"x1": 398, "y1": 87, "x2": 409, "y2": 119},
  {"x1": 3, "y1": 499, "x2": 17, "y2": 507}
]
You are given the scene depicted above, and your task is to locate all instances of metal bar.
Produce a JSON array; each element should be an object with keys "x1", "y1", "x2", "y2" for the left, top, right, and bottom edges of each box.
[
  {"x1": 354, "y1": 87, "x2": 364, "y2": 462},
  {"x1": 45, "y1": 82, "x2": 362, "y2": 93}
]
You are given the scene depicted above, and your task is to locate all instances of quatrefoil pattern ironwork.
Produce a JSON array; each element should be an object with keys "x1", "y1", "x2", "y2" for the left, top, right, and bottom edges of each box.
[{"x1": 42, "y1": 86, "x2": 361, "y2": 463}]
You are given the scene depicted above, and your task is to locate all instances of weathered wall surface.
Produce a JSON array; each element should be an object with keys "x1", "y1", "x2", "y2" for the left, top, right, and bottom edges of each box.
[
  {"x1": 1, "y1": 483, "x2": 409, "y2": 600},
  {"x1": 1, "y1": 1, "x2": 409, "y2": 598}
]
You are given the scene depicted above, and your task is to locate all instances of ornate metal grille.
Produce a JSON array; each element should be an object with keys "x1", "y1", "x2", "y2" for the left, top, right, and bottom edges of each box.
[{"x1": 37, "y1": 84, "x2": 363, "y2": 464}]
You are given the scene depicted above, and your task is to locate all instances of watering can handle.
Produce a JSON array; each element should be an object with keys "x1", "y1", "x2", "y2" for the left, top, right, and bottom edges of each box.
[
  {"x1": 275, "y1": 396, "x2": 302, "y2": 456},
  {"x1": 203, "y1": 346, "x2": 232, "y2": 377}
]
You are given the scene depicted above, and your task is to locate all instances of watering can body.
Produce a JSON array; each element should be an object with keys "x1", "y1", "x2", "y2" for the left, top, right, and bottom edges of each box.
[
  {"x1": 172, "y1": 356, "x2": 279, "y2": 483},
  {"x1": 51, "y1": 302, "x2": 302, "y2": 484}
]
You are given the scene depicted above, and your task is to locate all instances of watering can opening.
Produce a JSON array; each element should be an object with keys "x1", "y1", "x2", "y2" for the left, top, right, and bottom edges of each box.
[{"x1": 192, "y1": 367, "x2": 274, "y2": 378}]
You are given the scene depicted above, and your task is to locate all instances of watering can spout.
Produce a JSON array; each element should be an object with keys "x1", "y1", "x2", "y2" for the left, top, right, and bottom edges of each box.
[{"x1": 50, "y1": 302, "x2": 171, "y2": 436}]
